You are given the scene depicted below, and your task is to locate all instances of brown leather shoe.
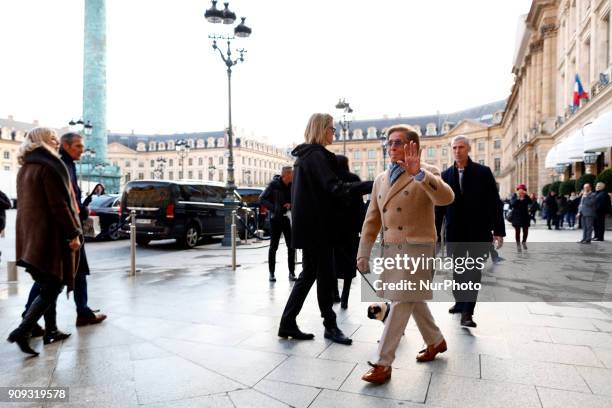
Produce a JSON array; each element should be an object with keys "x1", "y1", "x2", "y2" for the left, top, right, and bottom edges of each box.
[
  {"x1": 416, "y1": 339, "x2": 447, "y2": 362},
  {"x1": 76, "y1": 313, "x2": 107, "y2": 327},
  {"x1": 361, "y1": 362, "x2": 392, "y2": 384}
]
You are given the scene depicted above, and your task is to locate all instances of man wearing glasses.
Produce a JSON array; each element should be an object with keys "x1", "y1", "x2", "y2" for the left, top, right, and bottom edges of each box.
[{"x1": 358, "y1": 124, "x2": 454, "y2": 384}]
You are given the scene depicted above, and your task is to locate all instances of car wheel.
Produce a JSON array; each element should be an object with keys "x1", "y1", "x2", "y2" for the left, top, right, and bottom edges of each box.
[
  {"x1": 107, "y1": 222, "x2": 121, "y2": 241},
  {"x1": 136, "y1": 237, "x2": 151, "y2": 246},
  {"x1": 180, "y1": 224, "x2": 199, "y2": 249}
]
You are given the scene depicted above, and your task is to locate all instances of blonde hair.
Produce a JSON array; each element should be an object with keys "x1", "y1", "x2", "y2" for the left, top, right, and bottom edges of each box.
[
  {"x1": 304, "y1": 113, "x2": 334, "y2": 145},
  {"x1": 18, "y1": 127, "x2": 60, "y2": 165}
]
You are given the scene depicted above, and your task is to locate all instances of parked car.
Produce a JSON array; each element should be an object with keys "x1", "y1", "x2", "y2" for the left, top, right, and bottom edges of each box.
[
  {"x1": 236, "y1": 186, "x2": 271, "y2": 235},
  {"x1": 120, "y1": 180, "x2": 253, "y2": 248},
  {"x1": 87, "y1": 193, "x2": 123, "y2": 241}
]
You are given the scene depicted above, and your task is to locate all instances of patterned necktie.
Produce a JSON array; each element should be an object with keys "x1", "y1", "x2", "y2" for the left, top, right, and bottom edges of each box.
[{"x1": 389, "y1": 163, "x2": 405, "y2": 186}]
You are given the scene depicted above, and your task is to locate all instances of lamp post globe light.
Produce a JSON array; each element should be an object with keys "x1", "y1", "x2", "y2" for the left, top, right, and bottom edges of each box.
[
  {"x1": 335, "y1": 99, "x2": 354, "y2": 156},
  {"x1": 204, "y1": 0, "x2": 252, "y2": 246},
  {"x1": 155, "y1": 157, "x2": 167, "y2": 180},
  {"x1": 175, "y1": 139, "x2": 190, "y2": 179}
]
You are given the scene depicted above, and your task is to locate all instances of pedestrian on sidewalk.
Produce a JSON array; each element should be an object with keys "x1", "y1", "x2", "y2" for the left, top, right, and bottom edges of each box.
[
  {"x1": 544, "y1": 191, "x2": 559, "y2": 230},
  {"x1": 594, "y1": 182, "x2": 611, "y2": 241},
  {"x1": 0, "y1": 188, "x2": 10, "y2": 264},
  {"x1": 528, "y1": 193, "x2": 540, "y2": 225},
  {"x1": 510, "y1": 184, "x2": 531, "y2": 251},
  {"x1": 260, "y1": 167, "x2": 296, "y2": 282},
  {"x1": 278, "y1": 113, "x2": 373, "y2": 345},
  {"x1": 82, "y1": 183, "x2": 106, "y2": 207},
  {"x1": 23, "y1": 132, "x2": 107, "y2": 332},
  {"x1": 566, "y1": 192, "x2": 579, "y2": 229},
  {"x1": 557, "y1": 194, "x2": 568, "y2": 229},
  {"x1": 578, "y1": 183, "x2": 596, "y2": 244},
  {"x1": 435, "y1": 135, "x2": 505, "y2": 328},
  {"x1": 359, "y1": 125, "x2": 454, "y2": 385},
  {"x1": 7, "y1": 128, "x2": 81, "y2": 355},
  {"x1": 333, "y1": 154, "x2": 370, "y2": 309}
]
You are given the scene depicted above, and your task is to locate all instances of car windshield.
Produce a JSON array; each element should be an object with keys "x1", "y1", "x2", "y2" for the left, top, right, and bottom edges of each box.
[
  {"x1": 237, "y1": 189, "x2": 262, "y2": 204},
  {"x1": 89, "y1": 195, "x2": 117, "y2": 209},
  {"x1": 124, "y1": 181, "x2": 174, "y2": 208}
]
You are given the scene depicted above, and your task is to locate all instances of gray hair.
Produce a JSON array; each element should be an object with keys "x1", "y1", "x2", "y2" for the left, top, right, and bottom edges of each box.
[
  {"x1": 60, "y1": 132, "x2": 83, "y2": 145},
  {"x1": 451, "y1": 135, "x2": 471, "y2": 147}
]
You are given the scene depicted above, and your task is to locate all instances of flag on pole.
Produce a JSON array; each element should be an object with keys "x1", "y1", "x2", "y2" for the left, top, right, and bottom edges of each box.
[{"x1": 573, "y1": 74, "x2": 588, "y2": 107}]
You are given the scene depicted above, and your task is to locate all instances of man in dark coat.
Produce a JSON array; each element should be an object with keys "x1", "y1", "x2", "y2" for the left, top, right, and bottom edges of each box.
[
  {"x1": 435, "y1": 135, "x2": 505, "y2": 328},
  {"x1": 260, "y1": 167, "x2": 295, "y2": 282},
  {"x1": 594, "y1": 182, "x2": 611, "y2": 241},
  {"x1": 24, "y1": 133, "x2": 107, "y2": 329},
  {"x1": 333, "y1": 155, "x2": 368, "y2": 309},
  {"x1": 544, "y1": 191, "x2": 559, "y2": 230}
]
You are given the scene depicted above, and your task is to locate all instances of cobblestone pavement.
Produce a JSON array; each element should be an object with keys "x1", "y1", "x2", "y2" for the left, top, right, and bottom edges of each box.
[{"x1": 0, "y1": 210, "x2": 611, "y2": 407}]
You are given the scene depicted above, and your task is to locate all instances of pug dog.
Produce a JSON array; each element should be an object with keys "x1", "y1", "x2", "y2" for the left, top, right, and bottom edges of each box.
[{"x1": 367, "y1": 302, "x2": 391, "y2": 323}]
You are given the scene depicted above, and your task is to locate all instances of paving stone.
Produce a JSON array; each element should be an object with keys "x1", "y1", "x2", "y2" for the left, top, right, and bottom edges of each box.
[
  {"x1": 509, "y1": 341, "x2": 603, "y2": 367},
  {"x1": 527, "y1": 304, "x2": 611, "y2": 320},
  {"x1": 236, "y1": 330, "x2": 332, "y2": 358},
  {"x1": 309, "y1": 389, "x2": 419, "y2": 408},
  {"x1": 133, "y1": 356, "x2": 242, "y2": 405},
  {"x1": 153, "y1": 337, "x2": 288, "y2": 387},
  {"x1": 265, "y1": 356, "x2": 355, "y2": 390},
  {"x1": 593, "y1": 347, "x2": 612, "y2": 369},
  {"x1": 253, "y1": 379, "x2": 320, "y2": 408},
  {"x1": 228, "y1": 389, "x2": 290, "y2": 407},
  {"x1": 128, "y1": 342, "x2": 171, "y2": 360},
  {"x1": 536, "y1": 387, "x2": 612, "y2": 408},
  {"x1": 547, "y1": 327, "x2": 612, "y2": 348},
  {"x1": 140, "y1": 394, "x2": 233, "y2": 407},
  {"x1": 426, "y1": 373, "x2": 541, "y2": 408},
  {"x1": 339, "y1": 363, "x2": 431, "y2": 403},
  {"x1": 481, "y1": 355, "x2": 590, "y2": 392},
  {"x1": 575, "y1": 366, "x2": 612, "y2": 397},
  {"x1": 591, "y1": 319, "x2": 612, "y2": 332}
]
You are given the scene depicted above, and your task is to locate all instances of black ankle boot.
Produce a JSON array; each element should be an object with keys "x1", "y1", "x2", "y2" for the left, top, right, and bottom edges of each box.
[{"x1": 7, "y1": 330, "x2": 38, "y2": 356}]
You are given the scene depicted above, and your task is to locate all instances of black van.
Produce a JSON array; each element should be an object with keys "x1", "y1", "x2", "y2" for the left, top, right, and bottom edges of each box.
[{"x1": 120, "y1": 180, "x2": 250, "y2": 248}]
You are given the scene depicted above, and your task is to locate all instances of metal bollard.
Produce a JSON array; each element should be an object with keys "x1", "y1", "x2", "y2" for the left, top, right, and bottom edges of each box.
[
  {"x1": 231, "y1": 210, "x2": 237, "y2": 270},
  {"x1": 7, "y1": 261, "x2": 17, "y2": 281},
  {"x1": 130, "y1": 210, "x2": 136, "y2": 276}
]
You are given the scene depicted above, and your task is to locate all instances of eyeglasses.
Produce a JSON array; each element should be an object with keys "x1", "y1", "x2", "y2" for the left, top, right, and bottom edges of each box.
[
  {"x1": 329, "y1": 127, "x2": 336, "y2": 133},
  {"x1": 386, "y1": 140, "x2": 406, "y2": 148}
]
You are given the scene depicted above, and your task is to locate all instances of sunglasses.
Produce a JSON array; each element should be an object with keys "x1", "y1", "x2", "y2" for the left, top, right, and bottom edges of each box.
[{"x1": 386, "y1": 140, "x2": 407, "y2": 148}]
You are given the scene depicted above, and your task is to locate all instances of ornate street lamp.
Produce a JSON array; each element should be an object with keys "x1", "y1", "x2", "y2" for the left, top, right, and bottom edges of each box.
[
  {"x1": 205, "y1": 0, "x2": 252, "y2": 246},
  {"x1": 379, "y1": 128, "x2": 388, "y2": 168},
  {"x1": 335, "y1": 98, "x2": 354, "y2": 156},
  {"x1": 175, "y1": 139, "x2": 190, "y2": 179},
  {"x1": 154, "y1": 156, "x2": 167, "y2": 179}
]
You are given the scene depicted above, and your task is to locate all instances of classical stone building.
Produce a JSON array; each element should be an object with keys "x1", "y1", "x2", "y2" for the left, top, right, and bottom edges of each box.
[
  {"x1": 107, "y1": 129, "x2": 292, "y2": 190},
  {"x1": 502, "y1": 0, "x2": 612, "y2": 198},
  {"x1": 327, "y1": 101, "x2": 506, "y2": 182}
]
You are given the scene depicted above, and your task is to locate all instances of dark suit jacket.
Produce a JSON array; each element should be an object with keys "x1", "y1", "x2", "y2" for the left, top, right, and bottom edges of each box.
[{"x1": 435, "y1": 158, "x2": 505, "y2": 242}]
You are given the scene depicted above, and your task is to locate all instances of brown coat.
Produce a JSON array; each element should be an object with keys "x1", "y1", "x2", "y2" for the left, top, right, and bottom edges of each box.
[
  {"x1": 16, "y1": 147, "x2": 82, "y2": 290},
  {"x1": 358, "y1": 164, "x2": 454, "y2": 301}
]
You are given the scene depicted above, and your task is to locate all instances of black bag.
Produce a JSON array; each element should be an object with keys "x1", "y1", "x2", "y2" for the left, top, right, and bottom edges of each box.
[{"x1": 505, "y1": 209, "x2": 513, "y2": 222}]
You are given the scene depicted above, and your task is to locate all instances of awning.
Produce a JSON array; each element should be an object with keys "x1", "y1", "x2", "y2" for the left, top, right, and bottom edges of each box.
[
  {"x1": 584, "y1": 111, "x2": 612, "y2": 152},
  {"x1": 564, "y1": 129, "x2": 585, "y2": 160},
  {"x1": 544, "y1": 144, "x2": 559, "y2": 168}
]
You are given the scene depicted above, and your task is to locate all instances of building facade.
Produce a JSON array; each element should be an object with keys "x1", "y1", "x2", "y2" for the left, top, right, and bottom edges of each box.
[
  {"x1": 107, "y1": 128, "x2": 292, "y2": 190},
  {"x1": 502, "y1": 0, "x2": 612, "y2": 198}
]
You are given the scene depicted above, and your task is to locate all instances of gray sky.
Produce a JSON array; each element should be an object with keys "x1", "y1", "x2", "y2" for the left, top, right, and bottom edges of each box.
[{"x1": 0, "y1": 0, "x2": 532, "y2": 146}]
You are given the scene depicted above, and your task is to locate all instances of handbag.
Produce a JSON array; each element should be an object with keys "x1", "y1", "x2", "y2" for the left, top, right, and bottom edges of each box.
[{"x1": 505, "y1": 209, "x2": 513, "y2": 222}]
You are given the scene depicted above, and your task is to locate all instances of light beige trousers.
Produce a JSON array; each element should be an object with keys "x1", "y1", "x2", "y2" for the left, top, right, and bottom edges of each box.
[{"x1": 377, "y1": 301, "x2": 444, "y2": 367}]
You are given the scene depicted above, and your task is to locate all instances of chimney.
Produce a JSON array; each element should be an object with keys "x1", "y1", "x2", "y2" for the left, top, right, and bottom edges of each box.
[
  {"x1": 7, "y1": 115, "x2": 14, "y2": 121},
  {"x1": 33, "y1": 119, "x2": 39, "y2": 126}
]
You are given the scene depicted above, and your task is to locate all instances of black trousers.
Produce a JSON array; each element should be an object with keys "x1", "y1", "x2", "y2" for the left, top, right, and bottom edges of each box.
[
  {"x1": 447, "y1": 242, "x2": 487, "y2": 316},
  {"x1": 268, "y1": 217, "x2": 295, "y2": 274},
  {"x1": 594, "y1": 214, "x2": 606, "y2": 241},
  {"x1": 547, "y1": 214, "x2": 559, "y2": 229},
  {"x1": 280, "y1": 247, "x2": 337, "y2": 330}
]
